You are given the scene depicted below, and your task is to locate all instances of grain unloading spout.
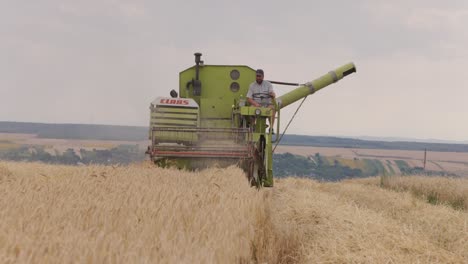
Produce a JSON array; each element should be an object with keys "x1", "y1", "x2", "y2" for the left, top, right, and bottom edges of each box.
[{"x1": 276, "y1": 63, "x2": 356, "y2": 109}]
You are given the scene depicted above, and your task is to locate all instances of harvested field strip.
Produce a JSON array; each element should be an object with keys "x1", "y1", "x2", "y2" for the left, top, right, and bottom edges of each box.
[{"x1": 385, "y1": 159, "x2": 396, "y2": 175}]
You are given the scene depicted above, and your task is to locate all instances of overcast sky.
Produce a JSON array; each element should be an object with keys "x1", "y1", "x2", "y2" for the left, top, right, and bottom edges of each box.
[{"x1": 1, "y1": 0, "x2": 467, "y2": 141}]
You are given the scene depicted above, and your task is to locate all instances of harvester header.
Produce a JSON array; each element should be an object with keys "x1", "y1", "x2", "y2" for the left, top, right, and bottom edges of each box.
[{"x1": 147, "y1": 53, "x2": 356, "y2": 187}]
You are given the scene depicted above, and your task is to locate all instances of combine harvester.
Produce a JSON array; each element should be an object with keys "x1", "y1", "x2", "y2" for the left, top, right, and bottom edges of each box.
[{"x1": 147, "y1": 53, "x2": 356, "y2": 187}]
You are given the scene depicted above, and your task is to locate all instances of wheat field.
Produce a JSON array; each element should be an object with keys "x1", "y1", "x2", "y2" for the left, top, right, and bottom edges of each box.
[{"x1": 0, "y1": 162, "x2": 467, "y2": 263}]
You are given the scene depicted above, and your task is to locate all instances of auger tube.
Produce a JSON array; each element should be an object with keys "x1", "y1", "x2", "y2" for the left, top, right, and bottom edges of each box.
[{"x1": 276, "y1": 63, "x2": 356, "y2": 109}]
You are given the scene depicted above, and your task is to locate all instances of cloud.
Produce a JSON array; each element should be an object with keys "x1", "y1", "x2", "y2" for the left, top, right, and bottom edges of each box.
[
  {"x1": 406, "y1": 8, "x2": 468, "y2": 31},
  {"x1": 1, "y1": 0, "x2": 468, "y2": 140}
]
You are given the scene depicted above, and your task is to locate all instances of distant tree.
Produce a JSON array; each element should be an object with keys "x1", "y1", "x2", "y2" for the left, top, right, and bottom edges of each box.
[
  {"x1": 59, "y1": 148, "x2": 80, "y2": 165},
  {"x1": 31, "y1": 146, "x2": 54, "y2": 163}
]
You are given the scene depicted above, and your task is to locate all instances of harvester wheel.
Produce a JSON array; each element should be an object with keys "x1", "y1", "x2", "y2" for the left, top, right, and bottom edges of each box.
[
  {"x1": 252, "y1": 163, "x2": 260, "y2": 188},
  {"x1": 247, "y1": 160, "x2": 260, "y2": 188}
]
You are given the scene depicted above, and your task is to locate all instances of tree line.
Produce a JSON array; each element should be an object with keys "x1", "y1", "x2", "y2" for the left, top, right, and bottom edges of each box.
[{"x1": 0, "y1": 145, "x2": 145, "y2": 165}]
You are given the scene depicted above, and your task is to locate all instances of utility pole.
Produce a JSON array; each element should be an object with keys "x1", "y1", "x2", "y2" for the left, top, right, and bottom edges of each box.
[{"x1": 423, "y1": 148, "x2": 427, "y2": 170}]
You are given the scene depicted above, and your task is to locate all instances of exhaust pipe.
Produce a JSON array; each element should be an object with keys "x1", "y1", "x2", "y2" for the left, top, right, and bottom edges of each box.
[{"x1": 193, "y1": 52, "x2": 203, "y2": 96}]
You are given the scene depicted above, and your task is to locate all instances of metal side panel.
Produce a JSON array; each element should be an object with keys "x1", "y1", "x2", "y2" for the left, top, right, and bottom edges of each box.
[
  {"x1": 200, "y1": 98, "x2": 232, "y2": 119},
  {"x1": 150, "y1": 99, "x2": 200, "y2": 143}
]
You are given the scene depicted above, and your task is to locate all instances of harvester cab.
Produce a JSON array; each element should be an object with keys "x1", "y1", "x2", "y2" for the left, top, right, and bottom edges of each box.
[{"x1": 147, "y1": 53, "x2": 356, "y2": 187}]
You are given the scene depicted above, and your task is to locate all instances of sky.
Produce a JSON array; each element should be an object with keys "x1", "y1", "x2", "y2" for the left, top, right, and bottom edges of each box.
[{"x1": 1, "y1": 0, "x2": 468, "y2": 141}]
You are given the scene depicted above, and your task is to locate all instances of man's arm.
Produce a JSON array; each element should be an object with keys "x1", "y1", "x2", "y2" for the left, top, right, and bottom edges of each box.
[
  {"x1": 268, "y1": 82, "x2": 276, "y2": 98},
  {"x1": 247, "y1": 97, "x2": 260, "y2": 107}
]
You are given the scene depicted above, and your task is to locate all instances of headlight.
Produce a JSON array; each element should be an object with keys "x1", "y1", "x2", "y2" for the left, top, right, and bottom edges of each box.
[{"x1": 255, "y1": 108, "x2": 262, "y2": 116}]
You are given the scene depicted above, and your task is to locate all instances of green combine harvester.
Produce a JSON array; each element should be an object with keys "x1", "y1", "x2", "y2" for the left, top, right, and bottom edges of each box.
[{"x1": 147, "y1": 53, "x2": 356, "y2": 187}]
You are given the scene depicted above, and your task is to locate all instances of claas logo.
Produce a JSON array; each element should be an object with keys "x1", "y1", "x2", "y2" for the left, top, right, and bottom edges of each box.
[{"x1": 160, "y1": 99, "x2": 190, "y2": 105}]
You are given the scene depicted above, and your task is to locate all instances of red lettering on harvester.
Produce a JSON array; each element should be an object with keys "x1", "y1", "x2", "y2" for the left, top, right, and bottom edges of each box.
[{"x1": 160, "y1": 99, "x2": 190, "y2": 105}]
